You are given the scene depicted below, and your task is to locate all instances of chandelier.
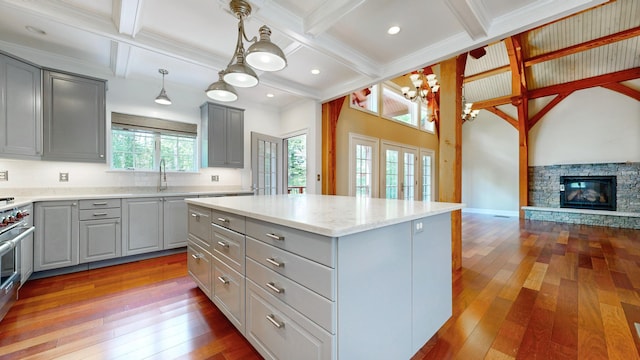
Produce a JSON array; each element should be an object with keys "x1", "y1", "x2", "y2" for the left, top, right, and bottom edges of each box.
[
  {"x1": 206, "y1": 0, "x2": 287, "y2": 102},
  {"x1": 461, "y1": 85, "x2": 479, "y2": 122},
  {"x1": 401, "y1": 69, "x2": 439, "y2": 105}
]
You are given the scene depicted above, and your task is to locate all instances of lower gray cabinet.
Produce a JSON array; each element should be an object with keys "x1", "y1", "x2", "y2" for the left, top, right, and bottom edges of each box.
[
  {"x1": 163, "y1": 197, "x2": 187, "y2": 249},
  {"x1": 34, "y1": 201, "x2": 79, "y2": 271},
  {"x1": 79, "y1": 219, "x2": 121, "y2": 263},
  {"x1": 122, "y1": 198, "x2": 163, "y2": 256}
]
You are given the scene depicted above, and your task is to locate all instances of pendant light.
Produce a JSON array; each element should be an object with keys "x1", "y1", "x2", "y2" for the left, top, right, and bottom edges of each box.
[
  {"x1": 205, "y1": 0, "x2": 287, "y2": 102},
  {"x1": 155, "y1": 69, "x2": 172, "y2": 105}
]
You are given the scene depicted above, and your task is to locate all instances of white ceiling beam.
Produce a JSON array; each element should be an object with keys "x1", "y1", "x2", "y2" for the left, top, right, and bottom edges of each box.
[
  {"x1": 112, "y1": 0, "x2": 145, "y2": 37},
  {"x1": 444, "y1": 0, "x2": 490, "y2": 40},
  {"x1": 109, "y1": 41, "x2": 132, "y2": 78},
  {"x1": 303, "y1": 0, "x2": 366, "y2": 37},
  {"x1": 249, "y1": 0, "x2": 381, "y2": 78}
]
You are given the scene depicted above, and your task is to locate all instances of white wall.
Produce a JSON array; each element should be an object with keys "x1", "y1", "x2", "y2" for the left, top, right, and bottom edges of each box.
[
  {"x1": 462, "y1": 111, "x2": 519, "y2": 215},
  {"x1": 529, "y1": 87, "x2": 640, "y2": 166},
  {"x1": 0, "y1": 45, "x2": 286, "y2": 193},
  {"x1": 280, "y1": 100, "x2": 321, "y2": 194}
]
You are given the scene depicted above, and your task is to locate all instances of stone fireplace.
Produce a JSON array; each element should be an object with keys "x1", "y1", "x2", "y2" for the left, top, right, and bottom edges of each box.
[{"x1": 524, "y1": 163, "x2": 639, "y2": 229}]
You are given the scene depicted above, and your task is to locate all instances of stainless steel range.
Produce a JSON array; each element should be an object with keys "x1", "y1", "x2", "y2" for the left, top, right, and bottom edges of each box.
[{"x1": 0, "y1": 197, "x2": 34, "y2": 322}]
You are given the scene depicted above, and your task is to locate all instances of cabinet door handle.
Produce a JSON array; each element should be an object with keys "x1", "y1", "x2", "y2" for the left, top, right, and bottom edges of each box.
[
  {"x1": 93, "y1": 202, "x2": 108, "y2": 206},
  {"x1": 93, "y1": 213, "x2": 108, "y2": 216},
  {"x1": 266, "y1": 282, "x2": 284, "y2": 294},
  {"x1": 266, "y1": 314, "x2": 284, "y2": 329},
  {"x1": 191, "y1": 253, "x2": 203, "y2": 260},
  {"x1": 266, "y1": 233, "x2": 284, "y2": 241},
  {"x1": 216, "y1": 217, "x2": 229, "y2": 223},
  {"x1": 191, "y1": 213, "x2": 199, "y2": 219},
  {"x1": 217, "y1": 276, "x2": 229, "y2": 285},
  {"x1": 265, "y1": 257, "x2": 284, "y2": 268},
  {"x1": 217, "y1": 241, "x2": 229, "y2": 248}
]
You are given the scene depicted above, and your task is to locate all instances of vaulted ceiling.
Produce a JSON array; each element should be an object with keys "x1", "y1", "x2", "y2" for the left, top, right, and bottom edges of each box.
[{"x1": 0, "y1": 0, "x2": 618, "y2": 109}]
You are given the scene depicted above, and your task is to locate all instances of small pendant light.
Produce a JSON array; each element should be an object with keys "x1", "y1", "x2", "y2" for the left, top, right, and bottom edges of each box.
[{"x1": 155, "y1": 69, "x2": 172, "y2": 105}]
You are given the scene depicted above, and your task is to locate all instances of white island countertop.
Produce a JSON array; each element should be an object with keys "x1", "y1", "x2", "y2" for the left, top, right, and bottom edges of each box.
[{"x1": 186, "y1": 194, "x2": 464, "y2": 237}]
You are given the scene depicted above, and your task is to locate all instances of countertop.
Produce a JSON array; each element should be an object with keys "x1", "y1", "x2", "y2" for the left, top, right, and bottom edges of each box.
[
  {"x1": 0, "y1": 189, "x2": 253, "y2": 212},
  {"x1": 186, "y1": 194, "x2": 464, "y2": 237}
]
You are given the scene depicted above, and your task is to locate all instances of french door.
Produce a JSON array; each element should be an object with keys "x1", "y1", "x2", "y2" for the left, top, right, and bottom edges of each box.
[
  {"x1": 380, "y1": 142, "x2": 418, "y2": 200},
  {"x1": 251, "y1": 132, "x2": 283, "y2": 195}
]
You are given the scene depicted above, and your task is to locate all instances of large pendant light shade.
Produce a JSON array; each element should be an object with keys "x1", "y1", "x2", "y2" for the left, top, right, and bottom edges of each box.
[
  {"x1": 245, "y1": 26, "x2": 287, "y2": 72},
  {"x1": 206, "y1": 71, "x2": 238, "y2": 102}
]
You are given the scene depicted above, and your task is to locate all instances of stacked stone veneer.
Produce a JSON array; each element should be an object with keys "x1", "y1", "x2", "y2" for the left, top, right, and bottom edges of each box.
[{"x1": 526, "y1": 162, "x2": 640, "y2": 229}]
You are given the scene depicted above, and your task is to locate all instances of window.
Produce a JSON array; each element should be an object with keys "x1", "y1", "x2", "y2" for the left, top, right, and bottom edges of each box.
[
  {"x1": 350, "y1": 84, "x2": 379, "y2": 114},
  {"x1": 110, "y1": 112, "x2": 197, "y2": 172},
  {"x1": 285, "y1": 134, "x2": 307, "y2": 194},
  {"x1": 420, "y1": 150, "x2": 435, "y2": 202},
  {"x1": 348, "y1": 133, "x2": 379, "y2": 197},
  {"x1": 382, "y1": 83, "x2": 418, "y2": 126}
]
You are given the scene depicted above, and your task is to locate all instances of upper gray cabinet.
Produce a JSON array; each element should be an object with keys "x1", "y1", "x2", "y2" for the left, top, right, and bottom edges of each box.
[
  {"x1": 42, "y1": 70, "x2": 106, "y2": 163},
  {"x1": 201, "y1": 102, "x2": 244, "y2": 168},
  {"x1": 0, "y1": 53, "x2": 42, "y2": 159}
]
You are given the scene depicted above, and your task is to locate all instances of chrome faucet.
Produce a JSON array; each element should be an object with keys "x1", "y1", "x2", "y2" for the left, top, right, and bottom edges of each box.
[{"x1": 158, "y1": 158, "x2": 168, "y2": 191}]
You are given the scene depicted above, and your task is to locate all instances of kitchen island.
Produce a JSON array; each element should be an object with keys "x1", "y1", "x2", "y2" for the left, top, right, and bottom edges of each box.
[{"x1": 185, "y1": 194, "x2": 464, "y2": 360}]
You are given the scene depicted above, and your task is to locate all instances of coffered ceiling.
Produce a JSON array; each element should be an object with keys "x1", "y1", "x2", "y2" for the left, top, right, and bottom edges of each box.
[{"x1": 0, "y1": 0, "x2": 609, "y2": 108}]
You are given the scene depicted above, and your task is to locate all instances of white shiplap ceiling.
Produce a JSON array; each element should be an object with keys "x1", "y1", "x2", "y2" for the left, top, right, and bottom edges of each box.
[{"x1": 0, "y1": 0, "x2": 608, "y2": 109}]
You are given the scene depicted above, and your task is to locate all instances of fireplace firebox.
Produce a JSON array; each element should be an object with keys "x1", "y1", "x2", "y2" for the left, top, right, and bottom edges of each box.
[{"x1": 560, "y1": 176, "x2": 616, "y2": 211}]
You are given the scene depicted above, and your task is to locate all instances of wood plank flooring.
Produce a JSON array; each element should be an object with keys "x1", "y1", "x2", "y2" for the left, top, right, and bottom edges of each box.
[{"x1": 1, "y1": 214, "x2": 639, "y2": 359}]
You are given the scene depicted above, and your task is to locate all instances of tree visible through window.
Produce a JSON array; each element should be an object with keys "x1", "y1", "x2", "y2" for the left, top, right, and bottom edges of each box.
[
  {"x1": 111, "y1": 128, "x2": 196, "y2": 172},
  {"x1": 286, "y1": 135, "x2": 306, "y2": 194}
]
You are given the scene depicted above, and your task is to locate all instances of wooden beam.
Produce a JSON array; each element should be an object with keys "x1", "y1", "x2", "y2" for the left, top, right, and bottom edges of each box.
[
  {"x1": 528, "y1": 92, "x2": 573, "y2": 129},
  {"x1": 472, "y1": 95, "x2": 514, "y2": 109},
  {"x1": 438, "y1": 56, "x2": 464, "y2": 271},
  {"x1": 321, "y1": 97, "x2": 345, "y2": 195},
  {"x1": 528, "y1": 68, "x2": 640, "y2": 99},
  {"x1": 464, "y1": 65, "x2": 510, "y2": 83},
  {"x1": 485, "y1": 107, "x2": 518, "y2": 129},
  {"x1": 601, "y1": 82, "x2": 640, "y2": 101},
  {"x1": 525, "y1": 26, "x2": 640, "y2": 67}
]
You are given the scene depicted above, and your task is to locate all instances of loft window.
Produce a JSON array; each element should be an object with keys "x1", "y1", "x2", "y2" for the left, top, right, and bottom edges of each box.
[{"x1": 110, "y1": 112, "x2": 197, "y2": 172}]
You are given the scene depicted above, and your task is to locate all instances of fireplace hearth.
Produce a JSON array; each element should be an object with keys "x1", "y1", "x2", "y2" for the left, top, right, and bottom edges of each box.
[{"x1": 560, "y1": 176, "x2": 616, "y2": 211}]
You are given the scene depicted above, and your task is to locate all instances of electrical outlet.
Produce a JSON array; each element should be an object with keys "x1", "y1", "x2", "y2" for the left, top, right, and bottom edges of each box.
[
  {"x1": 211, "y1": 175, "x2": 219, "y2": 182},
  {"x1": 59, "y1": 172, "x2": 69, "y2": 182},
  {"x1": 0, "y1": 170, "x2": 7, "y2": 181}
]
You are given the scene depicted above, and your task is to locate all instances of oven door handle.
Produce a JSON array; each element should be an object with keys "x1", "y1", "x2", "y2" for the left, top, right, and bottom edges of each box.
[{"x1": 0, "y1": 226, "x2": 35, "y2": 255}]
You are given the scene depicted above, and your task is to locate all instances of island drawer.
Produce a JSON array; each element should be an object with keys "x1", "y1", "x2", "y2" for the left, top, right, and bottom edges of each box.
[
  {"x1": 210, "y1": 208, "x2": 245, "y2": 234},
  {"x1": 246, "y1": 280, "x2": 334, "y2": 360},
  {"x1": 246, "y1": 237, "x2": 335, "y2": 301},
  {"x1": 79, "y1": 208, "x2": 121, "y2": 220},
  {"x1": 213, "y1": 256, "x2": 245, "y2": 333},
  {"x1": 246, "y1": 218, "x2": 335, "y2": 268},
  {"x1": 212, "y1": 223, "x2": 245, "y2": 274},
  {"x1": 79, "y1": 198, "x2": 120, "y2": 209},
  {"x1": 187, "y1": 240, "x2": 212, "y2": 299},
  {"x1": 188, "y1": 205, "x2": 211, "y2": 243},
  {"x1": 247, "y1": 257, "x2": 334, "y2": 334}
]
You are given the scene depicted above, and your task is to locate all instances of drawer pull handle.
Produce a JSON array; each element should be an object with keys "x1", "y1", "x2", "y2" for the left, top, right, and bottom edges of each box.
[
  {"x1": 217, "y1": 241, "x2": 229, "y2": 248},
  {"x1": 265, "y1": 258, "x2": 284, "y2": 268},
  {"x1": 92, "y1": 202, "x2": 108, "y2": 206},
  {"x1": 266, "y1": 282, "x2": 284, "y2": 294},
  {"x1": 266, "y1": 314, "x2": 284, "y2": 329},
  {"x1": 217, "y1": 217, "x2": 229, "y2": 223},
  {"x1": 217, "y1": 276, "x2": 229, "y2": 285},
  {"x1": 191, "y1": 213, "x2": 200, "y2": 219},
  {"x1": 191, "y1": 253, "x2": 204, "y2": 260},
  {"x1": 93, "y1": 213, "x2": 108, "y2": 217},
  {"x1": 266, "y1": 233, "x2": 284, "y2": 241}
]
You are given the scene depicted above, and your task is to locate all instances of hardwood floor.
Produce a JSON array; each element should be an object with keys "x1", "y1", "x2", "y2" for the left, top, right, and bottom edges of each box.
[{"x1": 1, "y1": 214, "x2": 639, "y2": 359}]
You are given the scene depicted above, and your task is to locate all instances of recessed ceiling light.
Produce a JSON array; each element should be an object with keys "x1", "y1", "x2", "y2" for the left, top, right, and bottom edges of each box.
[
  {"x1": 311, "y1": 69, "x2": 320, "y2": 75},
  {"x1": 266, "y1": 93, "x2": 274, "y2": 98},
  {"x1": 25, "y1": 26, "x2": 46, "y2": 35},
  {"x1": 387, "y1": 26, "x2": 400, "y2": 35}
]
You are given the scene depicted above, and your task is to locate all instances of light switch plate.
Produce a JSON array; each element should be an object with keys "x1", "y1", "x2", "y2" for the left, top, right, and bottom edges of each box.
[
  {"x1": 59, "y1": 172, "x2": 69, "y2": 182},
  {"x1": 0, "y1": 170, "x2": 7, "y2": 181}
]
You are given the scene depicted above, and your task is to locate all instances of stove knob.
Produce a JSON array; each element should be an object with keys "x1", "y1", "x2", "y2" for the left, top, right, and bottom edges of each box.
[
  {"x1": 0, "y1": 217, "x2": 7, "y2": 226},
  {"x1": 7, "y1": 216, "x2": 16, "y2": 223},
  {"x1": 16, "y1": 211, "x2": 23, "y2": 219}
]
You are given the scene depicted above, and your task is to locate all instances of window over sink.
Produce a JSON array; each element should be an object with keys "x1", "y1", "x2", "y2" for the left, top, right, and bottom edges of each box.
[{"x1": 110, "y1": 112, "x2": 197, "y2": 172}]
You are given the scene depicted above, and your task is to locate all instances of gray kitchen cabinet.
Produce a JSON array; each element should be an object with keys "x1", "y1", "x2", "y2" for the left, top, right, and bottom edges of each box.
[
  {"x1": 19, "y1": 204, "x2": 34, "y2": 288},
  {"x1": 0, "y1": 53, "x2": 42, "y2": 159},
  {"x1": 122, "y1": 198, "x2": 163, "y2": 256},
  {"x1": 34, "y1": 201, "x2": 79, "y2": 271},
  {"x1": 42, "y1": 69, "x2": 106, "y2": 163},
  {"x1": 163, "y1": 197, "x2": 188, "y2": 249},
  {"x1": 79, "y1": 199, "x2": 122, "y2": 263},
  {"x1": 201, "y1": 102, "x2": 244, "y2": 168}
]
